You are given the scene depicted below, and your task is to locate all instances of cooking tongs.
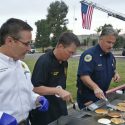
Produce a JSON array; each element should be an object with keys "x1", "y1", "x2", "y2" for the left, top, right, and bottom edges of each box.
[{"x1": 103, "y1": 97, "x2": 116, "y2": 110}]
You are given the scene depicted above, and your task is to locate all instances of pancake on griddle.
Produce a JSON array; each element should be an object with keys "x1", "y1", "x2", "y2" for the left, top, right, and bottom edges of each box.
[
  {"x1": 95, "y1": 108, "x2": 108, "y2": 114},
  {"x1": 111, "y1": 118, "x2": 125, "y2": 124},
  {"x1": 117, "y1": 102, "x2": 125, "y2": 107},
  {"x1": 116, "y1": 106, "x2": 125, "y2": 112},
  {"x1": 108, "y1": 111, "x2": 121, "y2": 118}
]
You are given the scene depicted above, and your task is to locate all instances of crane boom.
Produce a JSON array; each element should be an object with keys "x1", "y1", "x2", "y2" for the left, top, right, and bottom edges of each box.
[{"x1": 81, "y1": 0, "x2": 125, "y2": 21}]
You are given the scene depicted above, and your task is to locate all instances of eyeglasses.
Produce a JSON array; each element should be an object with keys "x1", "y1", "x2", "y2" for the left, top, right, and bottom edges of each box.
[
  {"x1": 17, "y1": 39, "x2": 32, "y2": 46},
  {"x1": 12, "y1": 37, "x2": 32, "y2": 47}
]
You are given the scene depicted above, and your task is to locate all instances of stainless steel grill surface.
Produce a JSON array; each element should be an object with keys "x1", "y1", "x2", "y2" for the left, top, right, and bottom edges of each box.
[{"x1": 49, "y1": 92, "x2": 125, "y2": 125}]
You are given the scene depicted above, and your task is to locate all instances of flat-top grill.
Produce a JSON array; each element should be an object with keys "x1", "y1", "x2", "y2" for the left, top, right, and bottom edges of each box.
[{"x1": 49, "y1": 85, "x2": 125, "y2": 125}]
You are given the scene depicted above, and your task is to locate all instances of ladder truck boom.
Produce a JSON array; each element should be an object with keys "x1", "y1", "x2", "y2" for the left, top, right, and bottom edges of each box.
[{"x1": 81, "y1": 0, "x2": 125, "y2": 21}]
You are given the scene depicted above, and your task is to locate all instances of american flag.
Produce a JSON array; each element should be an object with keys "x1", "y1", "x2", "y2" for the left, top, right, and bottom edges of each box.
[{"x1": 81, "y1": 3, "x2": 94, "y2": 29}]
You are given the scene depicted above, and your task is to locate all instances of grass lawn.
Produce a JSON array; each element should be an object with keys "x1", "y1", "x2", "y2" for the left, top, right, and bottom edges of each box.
[
  {"x1": 24, "y1": 59, "x2": 36, "y2": 72},
  {"x1": 110, "y1": 58, "x2": 125, "y2": 88},
  {"x1": 23, "y1": 57, "x2": 125, "y2": 100}
]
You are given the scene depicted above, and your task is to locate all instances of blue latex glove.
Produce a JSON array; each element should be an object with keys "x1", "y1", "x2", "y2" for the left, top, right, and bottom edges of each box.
[
  {"x1": 0, "y1": 112, "x2": 18, "y2": 125},
  {"x1": 38, "y1": 96, "x2": 49, "y2": 112}
]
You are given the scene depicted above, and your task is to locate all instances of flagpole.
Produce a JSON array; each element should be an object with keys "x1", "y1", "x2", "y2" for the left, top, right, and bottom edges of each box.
[
  {"x1": 72, "y1": 5, "x2": 77, "y2": 33},
  {"x1": 72, "y1": 5, "x2": 75, "y2": 33}
]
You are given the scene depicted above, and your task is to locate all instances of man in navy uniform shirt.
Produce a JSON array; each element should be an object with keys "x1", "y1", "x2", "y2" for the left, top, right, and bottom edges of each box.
[
  {"x1": 77, "y1": 27, "x2": 120, "y2": 109},
  {"x1": 29, "y1": 32, "x2": 80, "y2": 125}
]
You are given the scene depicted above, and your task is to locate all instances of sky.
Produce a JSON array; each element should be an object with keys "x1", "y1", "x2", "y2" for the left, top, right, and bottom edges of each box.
[{"x1": 0, "y1": 0, "x2": 125, "y2": 39}]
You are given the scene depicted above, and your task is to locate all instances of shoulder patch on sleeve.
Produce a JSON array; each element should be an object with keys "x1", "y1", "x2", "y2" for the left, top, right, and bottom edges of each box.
[{"x1": 84, "y1": 54, "x2": 92, "y2": 62}]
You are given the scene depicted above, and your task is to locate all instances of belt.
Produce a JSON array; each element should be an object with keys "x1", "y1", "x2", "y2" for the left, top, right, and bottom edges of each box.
[{"x1": 18, "y1": 118, "x2": 29, "y2": 125}]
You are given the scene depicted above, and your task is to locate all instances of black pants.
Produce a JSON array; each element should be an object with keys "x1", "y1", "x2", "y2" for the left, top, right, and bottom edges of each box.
[{"x1": 29, "y1": 110, "x2": 48, "y2": 125}]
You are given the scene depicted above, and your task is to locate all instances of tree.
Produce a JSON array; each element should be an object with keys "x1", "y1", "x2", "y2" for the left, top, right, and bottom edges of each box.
[
  {"x1": 95, "y1": 24, "x2": 125, "y2": 49},
  {"x1": 95, "y1": 24, "x2": 113, "y2": 35},
  {"x1": 35, "y1": 19, "x2": 50, "y2": 52},
  {"x1": 114, "y1": 35, "x2": 125, "y2": 48},
  {"x1": 46, "y1": 1, "x2": 68, "y2": 47},
  {"x1": 95, "y1": 26, "x2": 102, "y2": 35},
  {"x1": 95, "y1": 24, "x2": 121, "y2": 35}
]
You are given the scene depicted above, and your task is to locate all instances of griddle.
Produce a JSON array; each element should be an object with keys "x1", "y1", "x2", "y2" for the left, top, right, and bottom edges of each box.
[{"x1": 49, "y1": 92, "x2": 125, "y2": 125}]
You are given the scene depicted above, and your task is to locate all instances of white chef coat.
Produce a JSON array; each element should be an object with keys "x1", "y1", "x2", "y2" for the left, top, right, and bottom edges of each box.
[{"x1": 0, "y1": 53, "x2": 39, "y2": 123}]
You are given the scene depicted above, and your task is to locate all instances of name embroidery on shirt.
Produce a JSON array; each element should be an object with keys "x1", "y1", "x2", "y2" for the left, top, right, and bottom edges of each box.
[
  {"x1": 0, "y1": 68, "x2": 8, "y2": 72},
  {"x1": 52, "y1": 72, "x2": 59, "y2": 76},
  {"x1": 98, "y1": 64, "x2": 102, "y2": 67}
]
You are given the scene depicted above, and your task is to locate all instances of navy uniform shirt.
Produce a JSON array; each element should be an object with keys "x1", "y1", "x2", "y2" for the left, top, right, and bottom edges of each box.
[
  {"x1": 77, "y1": 44, "x2": 116, "y2": 108},
  {"x1": 30, "y1": 50, "x2": 68, "y2": 125}
]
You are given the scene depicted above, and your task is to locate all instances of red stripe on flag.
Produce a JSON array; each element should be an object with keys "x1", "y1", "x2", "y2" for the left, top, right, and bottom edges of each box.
[{"x1": 81, "y1": 4, "x2": 94, "y2": 29}]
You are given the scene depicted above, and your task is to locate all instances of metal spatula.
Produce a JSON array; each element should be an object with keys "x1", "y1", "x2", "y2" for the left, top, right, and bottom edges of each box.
[{"x1": 103, "y1": 98, "x2": 116, "y2": 109}]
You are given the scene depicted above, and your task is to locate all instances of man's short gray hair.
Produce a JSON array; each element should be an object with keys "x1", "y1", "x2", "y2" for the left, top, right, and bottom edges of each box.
[{"x1": 100, "y1": 27, "x2": 118, "y2": 38}]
